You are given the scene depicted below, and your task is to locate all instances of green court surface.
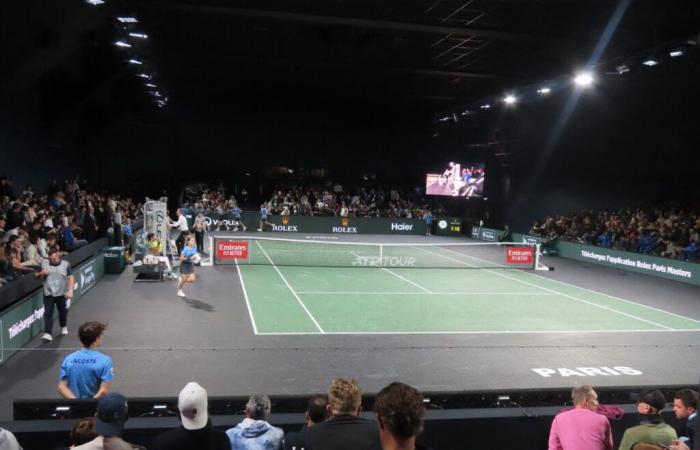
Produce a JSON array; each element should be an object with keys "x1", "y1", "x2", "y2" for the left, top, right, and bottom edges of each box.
[{"x1": 233, "y1": 240, "x2": 700, "y2": 335}]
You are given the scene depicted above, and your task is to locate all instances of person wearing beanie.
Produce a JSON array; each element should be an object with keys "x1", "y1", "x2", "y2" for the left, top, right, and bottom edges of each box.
[
  {"x1": 619, "y1": 389, "x2": 678, "y2": 450},
  {"x1": 152, "y1": 382, "x2": 230, "y2": 450},
  {"x1": 226, "y1": 394, "x2": 284, "y2": 450}
]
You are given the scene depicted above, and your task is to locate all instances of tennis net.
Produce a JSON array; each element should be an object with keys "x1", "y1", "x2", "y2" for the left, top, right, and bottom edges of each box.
[{"x1": 210, "y1": 236, "x2": 551, "y2": 270}]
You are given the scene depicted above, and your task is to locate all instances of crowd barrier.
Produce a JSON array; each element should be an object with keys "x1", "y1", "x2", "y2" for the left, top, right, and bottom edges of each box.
[{"x1": 470, "y1": 226, "x2": 700, "y2": 286}]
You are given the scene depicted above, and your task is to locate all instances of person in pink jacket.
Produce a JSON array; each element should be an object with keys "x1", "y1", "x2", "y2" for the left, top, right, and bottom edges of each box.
[{"x1": 548, "y1": 385, "x2": 613, "y2": 450}]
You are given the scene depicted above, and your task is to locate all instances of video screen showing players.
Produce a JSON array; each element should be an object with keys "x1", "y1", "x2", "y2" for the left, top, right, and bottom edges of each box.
[{"x1": 425, "y1": 162, "x2": 485, "y2": 198}]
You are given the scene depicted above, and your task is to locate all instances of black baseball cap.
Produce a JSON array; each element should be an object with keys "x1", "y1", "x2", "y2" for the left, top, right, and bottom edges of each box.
[
  {"x1": 632, "y1": 389, "x2": 667, "y2": 412},
  {"x1": 95, "y1": 393, "x2": 128, "y2": 436}
]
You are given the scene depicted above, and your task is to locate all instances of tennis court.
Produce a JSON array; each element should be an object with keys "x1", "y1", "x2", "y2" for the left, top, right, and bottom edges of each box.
[{"x1": 222, "y1": 237, "x2": 700, "y2": 335}]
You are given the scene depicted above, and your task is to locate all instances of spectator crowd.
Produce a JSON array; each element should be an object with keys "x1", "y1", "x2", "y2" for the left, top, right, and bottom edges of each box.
[
  {"x1": 0, "y1": 176, "x2": 143, "y2": 288},
  {"x1": 531, "y1": 204, "x2": 700, "y2": 261},
  {"x1": 182, "y1": 180, "x2": 447, "y2": 220}
]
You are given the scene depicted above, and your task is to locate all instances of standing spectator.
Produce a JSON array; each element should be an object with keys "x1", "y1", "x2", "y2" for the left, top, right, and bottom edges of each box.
[
  {"x1": 285, "y1": 394, "x2": 328, "y2": 450},
  {"x1": 73, "y1": 393, "x2": 144, "y2": 450},
  {"x1": 673, "y1": 389, "x2": 698, "y2": 448},
  {"x1": 226, "y1": 394, "x2": 284, "y2": 450},
  {"x1": 306, "y1": 378, "x2": 381, "y2": 450},
  {"x1": 619, "y1": 389, "x2": 677, "y2": 450},
  {"x1": 153, "y1": 382, "x2": 230, "y2": 450},
  {"x1": 58, "y1": 321, "x2": 113, "y2": 399},
  {"x1": 193, "y1": 213, "x2": 207, "y2": 254},
  {"x1": 547, "y1": 385, "x2": 613, "y2": 450},
  {"x1": 169, "y1": 208, "x2": 189, "y2": 256},
  {"x1": 373, "y1": 382, "x2": 429, "y2": 450},
  {"x1": 36, "y1": 248, "x2": 75, "y2": 342}
]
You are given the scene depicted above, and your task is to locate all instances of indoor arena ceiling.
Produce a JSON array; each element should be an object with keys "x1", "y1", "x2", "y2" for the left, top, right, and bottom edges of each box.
[{"x1": 2, "y1": 0, "x2": 699, "y2": 127}]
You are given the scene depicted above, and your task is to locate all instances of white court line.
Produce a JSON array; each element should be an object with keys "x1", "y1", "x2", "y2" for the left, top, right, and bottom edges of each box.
[
  {"x1": 296, "y1": 291, "x2": 560, "y2": 295},
  {"x1": 235, "y1": 260, "x2": 258, "y2": 335},
  {"x1": 256, "y1": 241, "x2": 325, "y2": 333},
  {"x1": 254, "y1": 328, "x2": 700, "y2": 336},
  {"x1": 434, "y1": 246, "x2": 700, "y2": 325},
  {"x1": 417, "y1": 246, "x2": 675, "y2": 331},
  {"x1": 350, "y1": 251, "x2": 432, "y2": 294}
]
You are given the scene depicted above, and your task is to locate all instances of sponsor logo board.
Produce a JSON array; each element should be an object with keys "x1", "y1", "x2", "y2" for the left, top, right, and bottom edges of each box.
[
  {"x1": 506, "y1": 247, "x2": 534, "y2": 264},
  {"x1": 217, "y1": 241, "x2": 249, "y2": 259}
]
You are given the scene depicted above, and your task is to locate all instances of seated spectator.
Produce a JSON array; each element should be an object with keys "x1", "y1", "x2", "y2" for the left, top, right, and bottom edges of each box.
[
  {"x1": 61, "y1": 224, "x2": 87, "y2": 251},
  {"x1": 69, "y1": 417, "x2": 98, "y2": 448},
  {"x1": 285, "y1": 394, "x2": 328, "y2": 450},
  {"x1": 153, "y1": 382, "x2": 230, "y2": 450},
  {"x1": 548, "y1": 385, "x2": 613, "y2": 450},
  {"x1": 672, "y1": 389, "x2": 698, "y2": 448},
  {"x1": 226, "y1": 394, "x2": 284, "y2": 450},
  {"x1": 373, "y1": 382, "x2": 429, "y2": 450},
  {"x1": 58, "y1": 321, "x2": 113, "y2": 399},
  {"x1": 619, "y1": 389, "x2": 677, "y2": 450},
  {"x1": 73, "y1": 393, "x2": 144, "y2": 449},
  {"x1": 306, "y1": 378, "x2": 381, "y2": 450},
  {"x1": 0, "y1": 427, "x2": 22, "y2": 450}
]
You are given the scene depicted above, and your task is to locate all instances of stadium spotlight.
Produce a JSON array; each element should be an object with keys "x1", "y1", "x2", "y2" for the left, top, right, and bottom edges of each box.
[
  {"x1": 129, "y1": 32, "x2": 148, "y2": 39},
  {"x1": 117, "y1": 17, "x2": 138, "y2": 23},
  {"x1": 503, "y1": 95, "x2": 517, "y2": 105},
  {"x1": 537, "y1": 87, "x2": 551, "y2": 94},
  {"x1": 85, "y1": 0, "x2": 105, "y2": 5},
  {"x1": 136, "y1": 73, "x2": 151, "y2": 79},
  {"x1": 128, "y1": 59, "x2": 143, "y2": 65},
  {"x1": 642, "y1": 58, "x2": 658, "y2": 67},
  {"x1": 114, "y1": 41, "x2": 132, "y2": 48},
  {"x1": 480, "y1": 104, "x2": 491, "y2": 109},
  {"x1": 461, "y1": 110, "x2": 472, "y2": 116},
  {"x1": 573, "y1": 71, "x2": 594, "y2": 87},
  {"x1": 145, "y1": 83, "x2": 157, "y2": 88},
  {"x1": 669, "y1": 49, "x2": 684, "y2": 57},
  {"x1": 615, "y1": 64, "x2": 630, "y2": 74}
]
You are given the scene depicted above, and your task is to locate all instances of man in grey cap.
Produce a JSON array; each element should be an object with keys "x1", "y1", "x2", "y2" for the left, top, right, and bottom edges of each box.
[
  {"x1": 619, "y1": 389, "x2": 678, "y2": 450},
  {"x1": 73, "y1": 393, "x2": 144, "y2": 450}
]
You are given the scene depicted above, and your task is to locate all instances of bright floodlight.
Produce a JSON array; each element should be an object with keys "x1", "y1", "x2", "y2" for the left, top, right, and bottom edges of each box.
[
  {"x1": 669, "y1": 49, "x2": 684, "y2": 57},
  {"x1": 642, "y1": 59, "x2": 658, "y2": 67},
  {"x1": 145, "y1": 83, "x2": 157, "y2": 88},
  {"x1": 503, "y1": 95, "x2": 517, "y2": 105},
  {"x1": 615, "y1": 64, "x2": 630, "y2": 75},
  {"x1": 117, "y1": 17, "x2": 138, "y2": 23},
  {"x1": 114, "y1": 41, "x2": 131, "y2": 48},
  {"x1": 85, "y1": 0, "x2": 105, "y2": 5},
  {"x1": 148, "y1": 91, "x2": 162, "y2": 97},
  {"x1": 573, "y1": 71, "x2": 594, "y2": 87},
  {"x1": 480, "y1": 104, "x2": 491, "y2": 109},
  {"x1": 136, "y1": 73, "x2": 151, "y2": 79},
  {"x1": 129, "y1": 32, "x2": 148, "y2": 39},
  {"x1": 128, "y1": 59, "x2": 143, "y2": 65},
  {"x1": 537, "y1": 87, "x2": 551, "y2": 94}
]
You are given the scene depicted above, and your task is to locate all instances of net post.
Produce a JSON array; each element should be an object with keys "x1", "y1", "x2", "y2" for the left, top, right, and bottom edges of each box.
[
  {"x1": 247, "y1": 237, "x2": 252, "y2": 265},
  {"x1": 379, "y1": 244, "x2": 383, "y2": 267}
]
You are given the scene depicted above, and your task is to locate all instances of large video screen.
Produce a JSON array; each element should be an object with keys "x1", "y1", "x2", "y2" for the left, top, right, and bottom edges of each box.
[{"x1": 426, "y1": 162, "x2": 485, "y2": 198}]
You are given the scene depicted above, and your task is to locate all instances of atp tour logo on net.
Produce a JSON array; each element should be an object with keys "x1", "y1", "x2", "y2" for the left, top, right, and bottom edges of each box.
[
  {"x1": 216, "y1": 241, "x2": 249, "y2": 259},
  {"x1": 332, "y1": 218, "x2": 357, "y2": 234},
  {"x1": 272, "y1": 216, "x2": 298, "y2": 232}
]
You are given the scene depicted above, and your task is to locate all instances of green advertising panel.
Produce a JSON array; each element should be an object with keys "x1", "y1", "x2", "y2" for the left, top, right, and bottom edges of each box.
[
  {"x1": 554, "y1": 241, "x2": 700, "y2": 286},
  {"x1": 0, "y1": 255, "x2": 105, "y2": 365},
  {"x1": 193, "y1": 212, "x2": 427, "y2": 235}
]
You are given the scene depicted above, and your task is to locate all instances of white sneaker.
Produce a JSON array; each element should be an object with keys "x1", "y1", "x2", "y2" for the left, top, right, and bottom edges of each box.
[
  {"x1": 61, "y1": 327, "x2": 68, "y2": 335},
  {"x1": 257, "y1": 228, "x2": 262, "y2": 232},
  {"x1": 41, "y1": 333, "x2": 53, "y2": 342},
  {"x1": 177, "y1": 289, "x2": 186, "y2": 297},
  {"x1": 66, "y1": 299, "x2": 71, "y2": 309}
]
